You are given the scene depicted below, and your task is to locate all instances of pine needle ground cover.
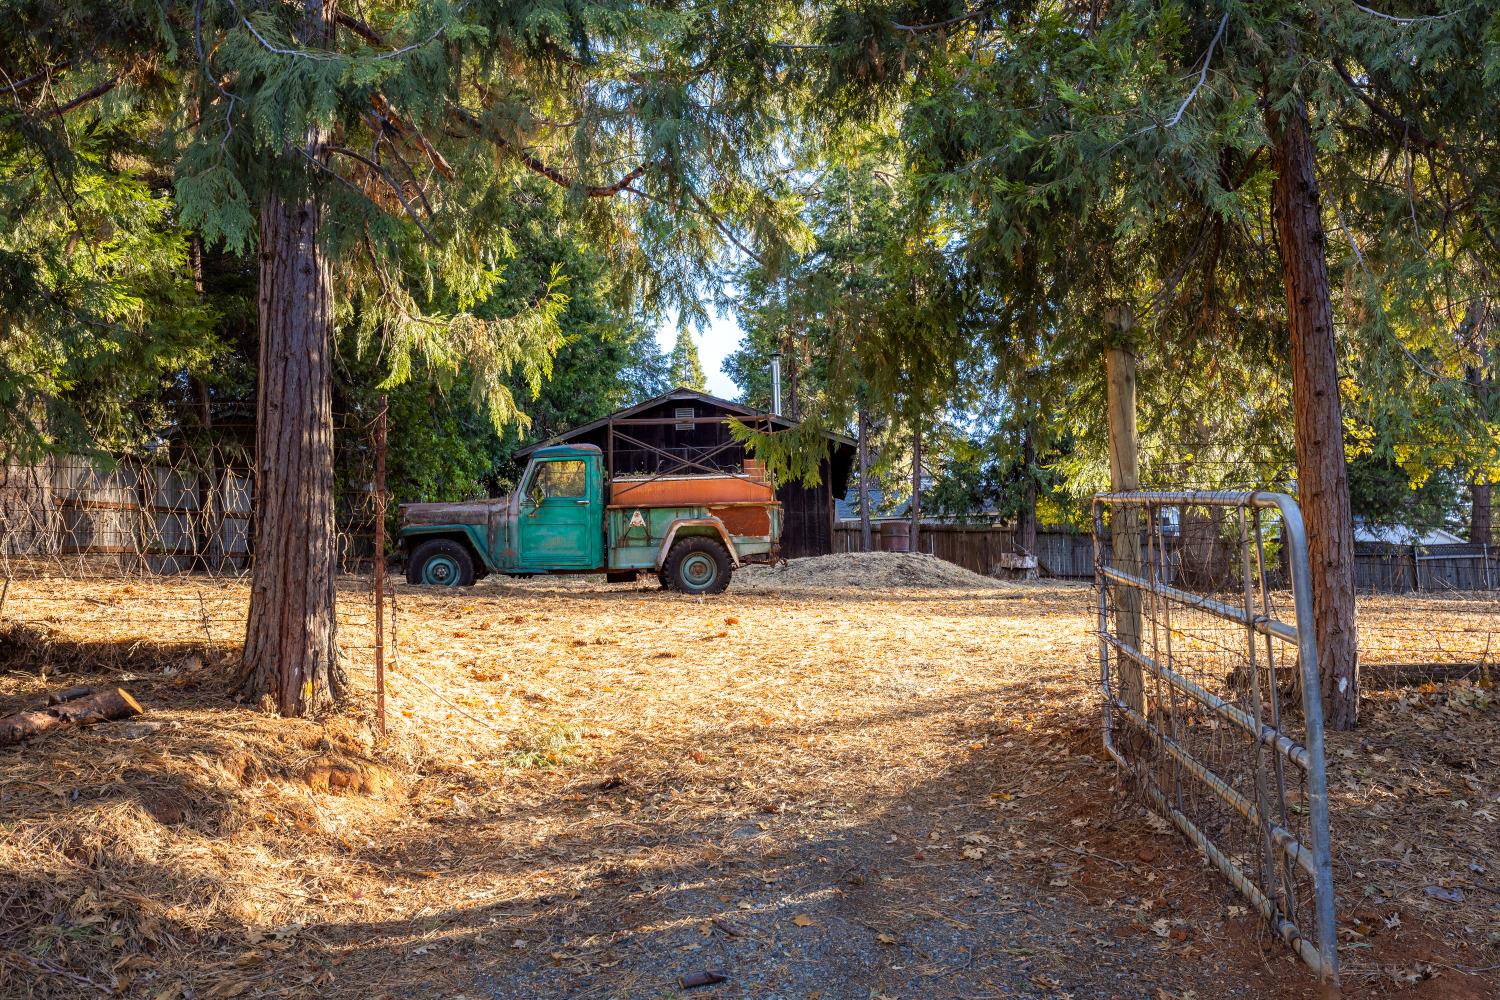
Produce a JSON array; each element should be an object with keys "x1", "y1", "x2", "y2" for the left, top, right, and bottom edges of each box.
[{"x1": 0, "y1": 556, "x2": 1494, "y2": 998}]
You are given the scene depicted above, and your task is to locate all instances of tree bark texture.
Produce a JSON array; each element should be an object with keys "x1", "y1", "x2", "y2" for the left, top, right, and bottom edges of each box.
[
  {"x1": 1018, "y1": 421, "x2": 1038, "y2": 555},
  {"x1": 239, "y1": 188, "x2": 345, "y2": 716},
  {"x1": 910, "y1": 424, "x2": 922, "y2": 553},
  {"x1": 0, "y1": 687, "x2": 142, "y2": 746},
  {"x1": 1105, "y1": 345, "x2": 1145, "y2": 715},
  {"x1": 1267, "y1": 100, "x2": 1359, "y2": 731},
  {"x1": 238, "y1": 0, "x2": 344, "y2": 717},
  {"x1": 857, "y1": 404, "x2": 872, "y2": 552},
  {"x1": 1472, "y1": 480, "x2": 1492, "y2": 545},
  {"x1": 1469, "y1": 365, "x2": 1493, "y2": 545}
]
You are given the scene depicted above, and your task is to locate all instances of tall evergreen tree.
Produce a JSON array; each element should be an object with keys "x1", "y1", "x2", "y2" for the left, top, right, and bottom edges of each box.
[
  {"x1": 2, "y1": 0, "x2": 801, "y2": 715},
  {"x1": 801, "y1": 0, "x2": 1499, "y2": 728},
  {"x1": 669, "y1": 326, "x2": 709, "y2": 390}
]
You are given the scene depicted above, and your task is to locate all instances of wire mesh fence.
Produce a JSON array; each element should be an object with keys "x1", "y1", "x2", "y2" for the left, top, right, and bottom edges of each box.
[
  {"x1": 1094, "y1": 491, "x2": 1340, "y2": 984},
  {"x1": 0, "y1": 410, "x2": 391, "y2": 706}
]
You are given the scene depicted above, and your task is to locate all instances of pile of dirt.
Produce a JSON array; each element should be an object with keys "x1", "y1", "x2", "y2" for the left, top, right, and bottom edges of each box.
[{"x1": 737, "y1": 550, "x2": 1012, "y2": 592}]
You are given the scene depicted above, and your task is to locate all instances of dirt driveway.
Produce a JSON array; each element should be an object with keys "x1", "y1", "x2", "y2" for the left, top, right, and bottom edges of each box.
[{"x1": 363, "y1": 567, "x2": 1325, "y2": 999}]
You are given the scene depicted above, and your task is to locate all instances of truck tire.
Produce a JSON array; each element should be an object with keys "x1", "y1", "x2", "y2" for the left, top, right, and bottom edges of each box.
[
  {"x1": 407, "y1": 539, "x2": 476, "y2": 587},
  {"x1": 663, "y1": 536, "x2": 732, "y2": 595}
]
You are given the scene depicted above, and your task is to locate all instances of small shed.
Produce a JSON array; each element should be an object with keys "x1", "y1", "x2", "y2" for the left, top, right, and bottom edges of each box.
[{"x1": 514, "y1": 388, "x2": 857, "y2": 559}]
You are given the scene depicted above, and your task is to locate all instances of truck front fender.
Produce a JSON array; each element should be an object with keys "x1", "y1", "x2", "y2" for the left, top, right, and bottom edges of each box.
[
  {"x1": 657, "y1": 518, "x2": 740, "y2": 569},
  {"x1": 398, "y1": 524, "x2": 497, "y2": 572}
]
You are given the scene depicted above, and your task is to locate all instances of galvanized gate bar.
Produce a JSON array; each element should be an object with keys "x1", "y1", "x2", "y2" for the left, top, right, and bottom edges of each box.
[
  {"x1": 1099, "y1": 564, "x2": 1300, "y2": 643},
  {"x1": 1092, "y1": 490, "x2": 1339, "y2": 985},
  {"x1": 1101, "y1": 632, "x2": 1312, "y2": 769}
]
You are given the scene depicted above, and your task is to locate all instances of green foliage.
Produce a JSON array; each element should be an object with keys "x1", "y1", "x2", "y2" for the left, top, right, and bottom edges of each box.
[
  {"x1": 1347, "y1": 455, "x2": 1463, "y2": 535},
  {"x1": 668, "y1": 326, "x2": 708, "y2": 391},
  {"x1": 0, "y1": 118, "x2": 217, "y2": 458},
  {"x1": 2, "y1": 0, "x2": 815, "y2": 464},
  {"x1": 768, "y1": 0, "x2": 1499, "y2": 525}
]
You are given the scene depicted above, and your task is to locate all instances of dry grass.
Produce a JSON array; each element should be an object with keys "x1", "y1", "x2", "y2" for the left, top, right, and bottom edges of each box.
[{"x1": 0, "y1": 556, "x2": 1494, "y2": 998}]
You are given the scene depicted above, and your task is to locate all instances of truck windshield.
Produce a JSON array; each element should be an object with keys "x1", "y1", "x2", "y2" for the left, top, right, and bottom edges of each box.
[{"x1": 528, "y1": 459, "x2": 587, "y2": 500}]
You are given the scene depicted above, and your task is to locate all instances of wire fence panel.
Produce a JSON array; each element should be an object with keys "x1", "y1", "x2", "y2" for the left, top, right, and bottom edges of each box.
[
  {"x1": 1092, "y1": 491, "x2": 1339, "y2": 986},
  {"x1": 0, "y1": 417, "x2": 390, "y2": 698}
]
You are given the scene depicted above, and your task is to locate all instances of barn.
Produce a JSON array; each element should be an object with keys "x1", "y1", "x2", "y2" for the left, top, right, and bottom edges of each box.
[{"x1": 514, "y1": 388, "x2": 857, "y2": 559}]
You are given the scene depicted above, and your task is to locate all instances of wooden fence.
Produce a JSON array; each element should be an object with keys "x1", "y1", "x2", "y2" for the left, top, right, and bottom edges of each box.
[
  {"x1": 835, "y1": 521, "x2": 1500, "y2": 593},
  {"x1": 833, "y1": 521, "x2": 1096, "y2": 578},
  {"x1": 1353, "y1": 543, "x2": 1498, "y2": 593}
]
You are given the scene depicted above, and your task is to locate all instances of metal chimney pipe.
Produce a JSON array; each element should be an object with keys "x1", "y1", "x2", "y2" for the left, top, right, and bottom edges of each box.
[{"x1": 770, "y1": 350, "x2": 783, "y2": 416}]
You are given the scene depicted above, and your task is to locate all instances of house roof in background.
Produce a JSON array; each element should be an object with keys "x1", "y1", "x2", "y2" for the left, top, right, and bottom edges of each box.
[{"x1": 1352, "y1": 518, "x2": 1465, "y2": 546}]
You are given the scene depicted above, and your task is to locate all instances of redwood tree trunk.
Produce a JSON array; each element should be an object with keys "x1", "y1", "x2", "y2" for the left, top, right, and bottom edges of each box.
[
  {"x1": 1470, "y1": 365, "x2": 1494, "y2": 542},
  {"x1": 1268, "y1": 100, "x2": 1359, "y2": 730},
  {"x1": 238, "y1": 0, "x2": 345, "y2": 717},
  {"x1": 239, "y1": 190, "x2": 344, "y2": 716}
]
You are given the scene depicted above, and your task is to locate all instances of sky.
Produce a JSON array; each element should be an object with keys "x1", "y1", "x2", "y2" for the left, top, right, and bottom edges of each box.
[{"x1": 654, "y1": 309, "x2": 745, "y2": 400}]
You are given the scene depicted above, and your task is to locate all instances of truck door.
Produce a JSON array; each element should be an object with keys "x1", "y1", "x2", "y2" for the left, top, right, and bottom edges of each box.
[{"x1": 518, "y1": 457, "x2": 600, "y2": 569}]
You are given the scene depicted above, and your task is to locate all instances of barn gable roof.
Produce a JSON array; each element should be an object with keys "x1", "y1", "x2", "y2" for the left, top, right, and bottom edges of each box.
[{"x1": 514, "y1": 387, "x2": 856, "y2": 457}]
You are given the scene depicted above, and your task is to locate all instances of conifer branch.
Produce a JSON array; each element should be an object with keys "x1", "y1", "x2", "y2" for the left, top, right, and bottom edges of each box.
[
  {"x1": 1332, "y1": 60, "x2": 1443, "y2": 151},
  {"x1": 371, "y1": 94, "x2": 454, "y2": 180},
  {"x1": 43, "y1": 69, "x2": 125, "y2": 118},
  {"x1": 335, "y1": 11, "x2": 388, "y2": 47},
  {"x1": 889, "y1": 6, "x2": 997, "y2": 33},
  {"x1": 1349, "y1": 2, "x2": 1467, "y2": 25},
  {"x1": 321, "y1": 146, "x2": 436, "y2": 241},
  {"x1": 0, "y1": 63, "x2": 67, "y2": 96},
  {"x1": 445, "y1": 103, "x2": 648, "y2": 196},
  {"x1": 226, "y1": 0, "x2": 459, "y2": 62},
  {"x1": 1165, "y1": 13, "x2": 1228, "y2": 129}
]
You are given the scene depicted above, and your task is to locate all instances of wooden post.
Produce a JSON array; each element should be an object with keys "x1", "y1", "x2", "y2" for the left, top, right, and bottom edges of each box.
[
  {"x1": 373, "y1": 396, "x2": 387, "y2": 737},
  {"x1": 1106, "y1": 344, "x2": 1145, "y2": 714}
]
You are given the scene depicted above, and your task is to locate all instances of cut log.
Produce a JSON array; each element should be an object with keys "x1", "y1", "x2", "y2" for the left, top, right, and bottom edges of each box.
[
  {"x1": 0, "y1": 687, "x2": 143, "y2": 746},
  {"x1": 45, "y1": 685, "x2": 94, "y2": 706}
]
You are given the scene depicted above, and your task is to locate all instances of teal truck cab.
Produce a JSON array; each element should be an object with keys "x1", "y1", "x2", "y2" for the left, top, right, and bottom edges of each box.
[{"x1": 398, "y1": 444, "x2": 781, "y2": 594}]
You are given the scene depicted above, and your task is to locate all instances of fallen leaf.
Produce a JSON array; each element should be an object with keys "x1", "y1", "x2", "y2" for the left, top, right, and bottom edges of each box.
[
  {"x1": 791, "y1": 914, "x2": 814, "y2": 927},
  {"x1": 1423, "y1": 885, "x2": 1464, "y2": 903}
]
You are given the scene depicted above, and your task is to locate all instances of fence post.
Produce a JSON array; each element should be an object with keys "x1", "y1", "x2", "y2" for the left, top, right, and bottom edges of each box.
[{"x1": 373, "y1": 395, "x2": 388, "y2": 737}]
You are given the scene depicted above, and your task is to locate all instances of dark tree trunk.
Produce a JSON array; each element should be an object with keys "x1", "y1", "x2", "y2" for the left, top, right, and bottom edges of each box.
[
  {"x1": 1267, "y1": 100, "x2": 1359, "y2": 730},
  {"x1": 857, "y1": 403, "x2": 872, "y2": 552},
  {"x1": 1018, "y1": 421, "x2": 1038, "y2": 555},
  {"x1": 1470, "y1": 364, "x2": 1493, "y2": 545},
  {"x1": 910, "y1": 424, "x2": 922, "y2": 553},
  {"x1": 239, "y1": 190, "x2": 344, "y2": 715},
  {"x1": 1472, "y1": 480, "x2": 1492, "y2": 545},
  {"x1": 238, "y1": 0, "x2": 345, "y2": 717}
]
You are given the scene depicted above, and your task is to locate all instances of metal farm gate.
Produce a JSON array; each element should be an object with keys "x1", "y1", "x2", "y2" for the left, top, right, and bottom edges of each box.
[{"x1": 1092, "y1": 491, "x2": 1338, "y2": 985}]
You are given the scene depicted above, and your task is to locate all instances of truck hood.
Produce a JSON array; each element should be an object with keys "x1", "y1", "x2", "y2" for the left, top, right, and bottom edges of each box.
[{"x1": 399, "y1": 496, "x2": 509, "y2": 527}]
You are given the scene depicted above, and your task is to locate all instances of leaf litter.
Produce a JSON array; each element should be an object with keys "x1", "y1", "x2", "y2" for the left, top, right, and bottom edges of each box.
[{"x1": 0, "y1": 555, "x2": 1493, "y2": 997}]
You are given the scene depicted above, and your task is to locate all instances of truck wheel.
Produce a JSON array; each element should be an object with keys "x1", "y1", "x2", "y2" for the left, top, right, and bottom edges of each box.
[
  {"x1": 407, "y1": 539, "x2": 475, "y2": 587},
  {"x1": 663, "y1": 537, "x2": 732, "y2": 595}
]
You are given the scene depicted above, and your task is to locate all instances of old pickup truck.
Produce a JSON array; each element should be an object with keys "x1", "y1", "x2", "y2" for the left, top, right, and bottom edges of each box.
[{"x1": 398, "y1": 444, "x2": 781, "y2": 594}]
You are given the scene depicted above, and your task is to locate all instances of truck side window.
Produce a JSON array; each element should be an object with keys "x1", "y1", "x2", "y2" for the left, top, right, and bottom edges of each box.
[{"x1": 530, "y1": 459, "x2": 587, "y2": 500}]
